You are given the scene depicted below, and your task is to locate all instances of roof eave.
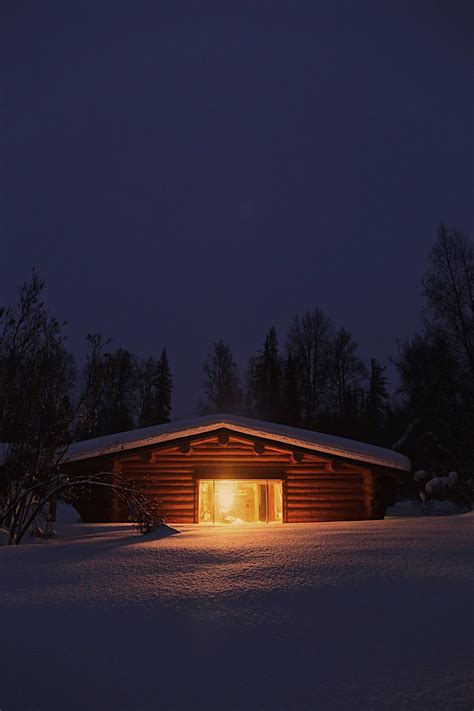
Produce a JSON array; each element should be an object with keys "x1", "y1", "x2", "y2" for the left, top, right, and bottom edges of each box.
[{"x1": 65, "y1": 419, "x2": 411, "y2": 472}]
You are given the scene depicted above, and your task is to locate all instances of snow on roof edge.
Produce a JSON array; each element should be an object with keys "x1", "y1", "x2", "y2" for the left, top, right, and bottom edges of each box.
[{"x1": 66, "y1": 414, "x2": 411, "y2": 471}]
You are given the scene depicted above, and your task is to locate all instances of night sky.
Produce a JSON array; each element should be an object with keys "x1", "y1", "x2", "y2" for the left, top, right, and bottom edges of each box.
[{"x1": 2, "y1": 1, "x2": 473, "y2": 416}]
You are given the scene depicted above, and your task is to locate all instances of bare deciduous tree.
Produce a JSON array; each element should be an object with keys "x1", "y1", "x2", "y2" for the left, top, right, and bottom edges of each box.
[
  {"x1": 287, "y1": 309, "x2": 333, "y2": 428},
  {"x1": 0, "y1": 275, "x2": 162, "y2": 544},
  {"x1": 423, "y1": 225, "x2": 474, "y2": 379},
  {"x1": 200, "y1": 340, "x2": 241, "y2": 414},
  {"x1": 330, "y1": 327, "x2": 367, "y2": 422}
]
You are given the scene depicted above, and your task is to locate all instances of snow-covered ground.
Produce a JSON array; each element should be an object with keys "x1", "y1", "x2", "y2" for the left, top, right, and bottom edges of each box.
[{"x1": 1, "y1": 515, "x2": 473, "y2": 711}]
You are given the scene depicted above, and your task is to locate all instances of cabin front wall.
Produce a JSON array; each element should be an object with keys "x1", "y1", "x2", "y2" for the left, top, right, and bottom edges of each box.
[{"x1": 68, "y1": 430, "x2": 399, "y2": 523}]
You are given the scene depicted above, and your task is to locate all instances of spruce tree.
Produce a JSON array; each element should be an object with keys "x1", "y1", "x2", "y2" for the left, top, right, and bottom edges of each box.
[
  {"x1": 262, "y1": 327, "x2": 282, "y2": 421},
  {"x1": 95, "y1": 348, "x2": 136, "y2": 435},
  {"x1": 281, "y1": 350, "x2": 300, "y2": 426},
  {"x1": 286, "y1": 309, "x2": 333, "y2": 429},
  {"x1": 329, "y1": 327, "x2": 367, "y2": 436},
  {"x1": 137, "y1": 357, "x2": 156, "y2": 428},
  {"x1": 155, "y1": 349, "x2": 172, "y2": 424},
  {"x1": 200, "y1": 340, "x2": 241, "y2": 414},
  {"x1": 137, "y1": 350, "x2": 172, "y2": 427},
  {"x1": 246, "y1": 327, "x2": 282, "y2": 422},
  {"x1": 365, "y1": 358, "x2": 389, "y2": 443}
]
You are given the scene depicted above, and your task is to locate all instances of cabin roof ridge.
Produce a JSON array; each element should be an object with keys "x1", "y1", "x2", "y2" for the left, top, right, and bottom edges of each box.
[{"x1": 66, "y1": 413, "x2": 410, "y2": 472}]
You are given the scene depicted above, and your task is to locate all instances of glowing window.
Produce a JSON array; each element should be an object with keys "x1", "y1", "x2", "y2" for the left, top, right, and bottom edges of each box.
[{"x1": 198, "y1": 480, "x2": 282, "y2": 524}]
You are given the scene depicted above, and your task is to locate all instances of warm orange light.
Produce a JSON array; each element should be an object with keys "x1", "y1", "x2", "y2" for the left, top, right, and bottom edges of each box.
[
  {"x1": 217, "y1": 482, "x2": 234, "y2": 512},
  {"x1": 199, "y1": 480, "x2": 283, "y2": 524}
]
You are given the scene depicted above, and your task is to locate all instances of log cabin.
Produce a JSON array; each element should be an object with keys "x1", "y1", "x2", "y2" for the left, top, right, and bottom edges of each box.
[{"x1": 64, "y1": 414, "x2": 410, "y2": 524}]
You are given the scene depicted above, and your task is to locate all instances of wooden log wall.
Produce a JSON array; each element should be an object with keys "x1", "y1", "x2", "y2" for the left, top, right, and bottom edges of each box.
[
  {"x1": 65, "y1": 431, "x2": 400, "y2": 523},
  {"x1": 116, "y1": 434, "x2": 292, "y2": 523},
  {"x1": 285, "y1": 462, "x2": 367, "y2": 522},
  {"x1": 114, "y1": 457, "x2": 195, "y2": 524}
]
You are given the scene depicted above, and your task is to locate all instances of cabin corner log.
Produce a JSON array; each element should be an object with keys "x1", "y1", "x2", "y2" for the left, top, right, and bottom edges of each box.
[
  {"x1": 62, "y1": 421, "x2": 407, "y2": 524},
  {"x1": 362, "y1": 467, "x2": 401, "y2": 519}
]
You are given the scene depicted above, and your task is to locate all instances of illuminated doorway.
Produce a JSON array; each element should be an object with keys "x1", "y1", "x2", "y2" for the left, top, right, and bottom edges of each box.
[{"x1": 198, "y1": 480, "x2": 283, "y2": 524}]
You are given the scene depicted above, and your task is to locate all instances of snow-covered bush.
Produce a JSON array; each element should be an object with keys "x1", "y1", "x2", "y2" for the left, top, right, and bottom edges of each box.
[
  {"x1": 394, "y1": 418, "x2": 472, "y2": 513},
  {"x1": 414, "y1": 469, "x2": 471, "y2": 515}
]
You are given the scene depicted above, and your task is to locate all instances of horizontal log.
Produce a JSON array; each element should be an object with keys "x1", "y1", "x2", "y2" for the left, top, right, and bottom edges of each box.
[
  {"x1": 192, "y1": 468, "x2": 286, "y2": 479},
  {"x1": 287, "y1": 514, "x2": 365, "y2": 522},
  {"x1": 288, "y1": 501, "x2": 367, "y2": 510},
  {"x1": 287, "y1": 495, "x2": 366, "y2": 503},
  {"x1": 165, "y1": 516, "x2": 195, "y2": 523},
  {"x1": 139, "y1": 485, "x2": 195, "y2": 494},
  {"x1": 124, "y1": 472, "x2": 195, "y2": 478},
  {"x1": 287, "y1": 481, "x2": 363, "y2": 489},
  {"x1": 161, "y1": 502, "x2": 195, "y2": 511},
  {"x1": 287, "y1": 493, "x2": 363, "y2": 500},
  {"x1": 152, "y1": 456, "x2": 291, "y2": 464},
  {"x1": 287, "y1": 473, "x2": 362, "y2": 479},
  {"x1": 126, "y1": 473, "x2": 194, "y2": 480},
  {"x1": 286, "y1": 472, "x2": 362, "y2": 479},
  {"x1": 193, "y1": 452, "x2": 290, "y2": 458},
  {"x1": 287, "y1": 478, "x2": 362, "y2": 487},
  {"x1": 288, "y1": 509, "x2": 365, "y2": 516},
  {"x1": 286, "y1": 489, "x2": 367, "y2": 501},
  {"x1": 213, "y1": 436, "x2": 293, "y2": 453},
  {"x1": 285, "y1": 468, "x2": 332, "y2": 475},
  {"x1": 194, "y1": 442, "x2": 259, "y2": 450},
  {"x1": 130, "y1": 482, "x2": 194, "y2": 488},
  {"x1": 123, "y1": 466, "x2": 194, "y2": 473},
  {"x1": 148, "y1": 496, "x2": 194, "y2": 504},
  {"x1": 287, "y1": 468, "x2": 361, "y2": 473},
  {"x1": 154, "y1": 448, "x2": 289, "y2": 456},
  {"x1": 287, "y1": 484, "x2": 363, "y2": 492},
  {"x1": 132, "y1": 481, "x2": 193, "y2": 487}
]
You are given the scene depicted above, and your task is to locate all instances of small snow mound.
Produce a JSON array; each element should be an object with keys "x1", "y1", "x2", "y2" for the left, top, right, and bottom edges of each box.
[
  {"x1": 55, "y1": 502, "x2": 81, "y2": 523},
  {"x1": 424, "y1": 500, "x2": 468, "y2": 516},
  {"x1": 386, "y1": 501, "x2": 426, "y2": 517},
  {"x1": 143, "y1": 524, "x2": 180, "y2": 540}
]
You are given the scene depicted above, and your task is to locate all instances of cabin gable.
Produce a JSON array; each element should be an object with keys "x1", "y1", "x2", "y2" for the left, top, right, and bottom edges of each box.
[{"x1": 65, "y1": 425, "x2": 402, "y2": 524}]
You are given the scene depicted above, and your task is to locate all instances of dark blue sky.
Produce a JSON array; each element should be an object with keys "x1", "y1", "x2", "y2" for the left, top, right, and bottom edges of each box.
[{"x1": 2, "y1": 1, "x2": 473, "y2": 416}]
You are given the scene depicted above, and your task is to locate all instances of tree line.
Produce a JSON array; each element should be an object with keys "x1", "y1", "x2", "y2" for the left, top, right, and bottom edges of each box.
[
  {"x1": 200, "y1": 323, "x2": 391, "y2": 445},
  {"x1": 79, "y1": 343, "x2": 172, "y2": 438},
  {"x1": 0, "y1": 224, "x2": 472, "y2": 540},
  {"x1": 1, "y1": 225, "x2": 472, "y2": 461},
  {"x1": 199, "y1": 226, "x2": 474, "y2": 485}
]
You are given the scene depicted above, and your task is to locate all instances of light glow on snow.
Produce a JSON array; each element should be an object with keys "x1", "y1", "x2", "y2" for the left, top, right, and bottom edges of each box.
[{"x1": 0, "y1": 514, "x2": 473, "y2": 710}]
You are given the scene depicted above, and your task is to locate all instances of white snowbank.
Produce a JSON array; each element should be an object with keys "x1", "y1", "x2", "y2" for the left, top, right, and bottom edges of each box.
[
  {"x1": 0, "y1": 515, "x2": 472, "y2": 710},
  {"x1": 55, "y1": 501, "x2": 81, "y2": 523},
  {"x1": 425, "y1": 471, "x2": 459, "y2": 494},
  {"x1": 388, "y1": 499, "x2": 470, "y2": 517},
  {"x1": 145, "y1": 523, "x2": 180, "y2": 540}
]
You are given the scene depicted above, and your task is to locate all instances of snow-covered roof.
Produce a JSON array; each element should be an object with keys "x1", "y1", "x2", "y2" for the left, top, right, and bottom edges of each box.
[{"x1": 67, "y1": 414, "x2": 410, "y2": 471}]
